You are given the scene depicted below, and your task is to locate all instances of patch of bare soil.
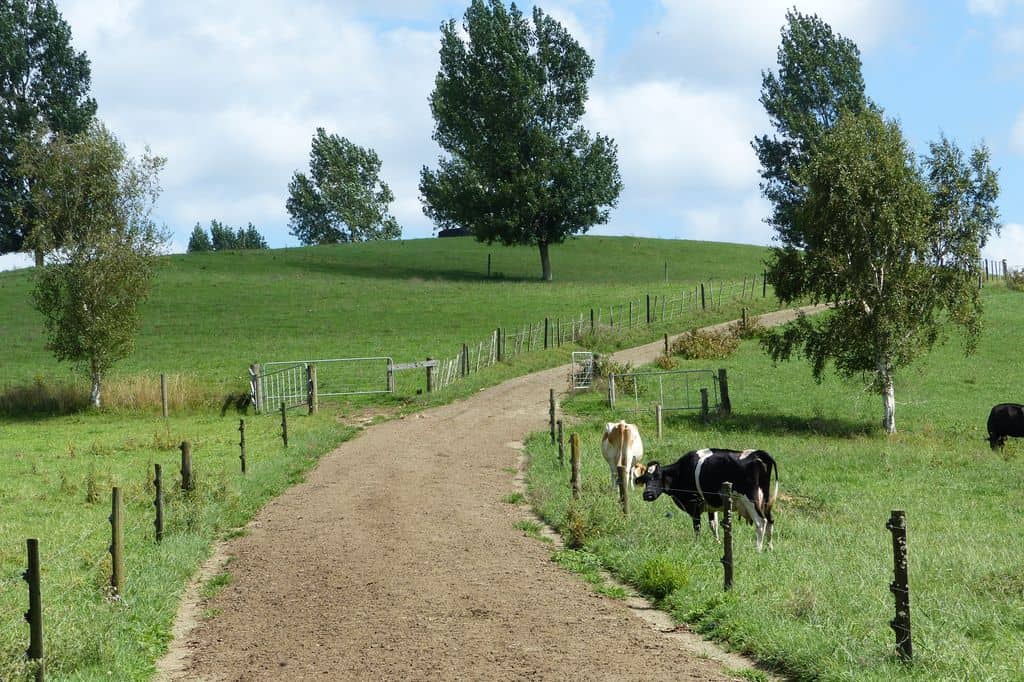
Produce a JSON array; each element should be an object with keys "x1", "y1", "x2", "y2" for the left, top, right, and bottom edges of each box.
[{"x1": 157, "y1": 306, "x2": 823, "y2": 681}]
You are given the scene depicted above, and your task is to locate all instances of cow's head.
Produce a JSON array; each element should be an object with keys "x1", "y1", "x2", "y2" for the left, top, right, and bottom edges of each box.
[{"x1": 636, "y1": 462, "x2": 663, "y2": 501}]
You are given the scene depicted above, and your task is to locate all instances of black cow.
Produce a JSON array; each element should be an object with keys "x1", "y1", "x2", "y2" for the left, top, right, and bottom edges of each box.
[
  {"x1": 988, "y1": 403, "x2": 1024, "y2": 449},
  {"x1": 634, "y1": 448, "x2": 778, "y2": 551}
]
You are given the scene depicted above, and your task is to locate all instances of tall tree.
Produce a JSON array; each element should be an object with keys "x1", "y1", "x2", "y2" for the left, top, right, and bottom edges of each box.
[
  {"x1": 0, "y1": 0, "x2": 97, "y2": 263},
  {"x1": 420, "y1": 0, "x2": 622, "y2": 281},
  {"x1": 286, "y1": 128, "x2": 401, "y2": 245},
  {"x1": 753, "y1": 9, "x2": 870, "y2": 245},
  {"x1": 761, "y1": 109, "x2": 999, "y2": 433},
  {"x1": 21, "y1": 122, "x2": 166, "y2": 407},
  {"x1": 187, "y1": 223, "x2": 212, "y2": 252}
]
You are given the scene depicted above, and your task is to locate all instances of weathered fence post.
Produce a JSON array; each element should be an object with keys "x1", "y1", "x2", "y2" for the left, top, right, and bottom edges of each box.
[
  {"x1": 570, "y1": 433, "x2": 581, "y2": 500},
  {"x1": 1003, "y1": 259, "x2": 1008, "y2": 277},
  {"x1": 590, "y1": 308, "x2": 595, "y2": 334},
  {"x1": 700, "y1": 388, "x2": 710, "y2": 424},
  {"x1": 426, "y1": 357, "x2": 434, "y2": 393},
  {"x1": 557, "y1": 419, "x2": 564, "y2": 467},
  {"x1": 763, "y1": 271, "x2": 767, "y2": 297},
  {"x1": 656, "y1": 404, "x2": 663, "y2": 439},
  {"x1": 549, "y1": 388, "x2": 557, "y2": 443},
  {"x1": 251, "y1": 363, "x2": 262, "y2": 414},
  {"x1": 718, "y1": 368, "x2": 731, "y2": 416},
  {"x1": 280, "y1": 402, "x2": 288, "y2": 448},
  {"x1": 25, "y1": 538, "x2": 44, "y2": 682},
  {"x1": 646, "y1": 294, "x2": 651, "y2": 324},
  {"x1": 721, "y1": 482, "x2": 733, "y2": 591},
  {"x1": 496, "y1": 328, "x2": 502, "y2": 361},
  {"x1": 461, "y1": 344, "x2": 469, "y2": 376},
  {"x1": 700, "y1": 282, "x2": 706, "y2": 310},
  {"x1": 742, "y1": 307, "x2": 747, "y2": 327},
  {"x1": 239, "y1": 419, "x2": 247, "y2": 474},
  {"x1": 110, "y1": 487, "x2": 124, "y2": 599},
  {"x1": 628, "y1": 301, "x2": 633, "y2": 327},
  {"x1": 180, "y1": 441, "x2": 193, "y2": 492},
  {"x1": 887, "y1": 510, "x2": 913, "y2": 663},
  {"x1": 487, "y1": 252, "x2": 491, "y2": 277},
  {"x1": 617, "y1": 462, "x2": 629, "y2": 516},
  {"x1": 544, "y1": 318, "x2": 550, "y2": 349},
  {"x1": 160, "y1": 373, "x2": 168, "y2": 418},
  {"x1": 154, "y1": 464, "x2": 163, "y2": 543},
  {"x1": 306, "y1": 363, "x2": 318, "y2": 415},
  {"x1": 664, "y1": 260, "x2": 668, "y2": 282}
]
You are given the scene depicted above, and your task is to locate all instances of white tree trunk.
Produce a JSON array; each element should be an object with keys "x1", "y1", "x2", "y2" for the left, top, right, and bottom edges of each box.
[
  {"x1": 880, "y1": 367, "x2": 896, "y2": 434},
  {"x1": 90, "y1": 368, "x2": 102, "y2": 408}
]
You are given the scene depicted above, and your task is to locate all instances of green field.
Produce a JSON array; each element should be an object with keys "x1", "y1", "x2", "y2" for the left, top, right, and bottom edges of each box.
[
  {"x1": 0, "y1": 236, "x2": 776, "y2": 680},
  {"x1": 526, "y1": 284, "x2": 1024, "y2": 681}
]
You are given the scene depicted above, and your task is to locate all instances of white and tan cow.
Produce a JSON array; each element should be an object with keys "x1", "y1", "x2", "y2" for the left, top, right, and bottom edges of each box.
[{"x1": 600, "y1": 421, "x2": 644, "y2": 490}]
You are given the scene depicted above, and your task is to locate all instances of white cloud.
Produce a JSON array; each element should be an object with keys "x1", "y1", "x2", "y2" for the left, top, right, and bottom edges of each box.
[
  {"x1": 983, "y1": 222, "x2": 1024, "y2": 266},
  {"x1": 0, "y1": 252, "x2": 33, "y2": 272},
  {"x1": 967, "y1": 0, "x2": 1011, "y2": 16}
]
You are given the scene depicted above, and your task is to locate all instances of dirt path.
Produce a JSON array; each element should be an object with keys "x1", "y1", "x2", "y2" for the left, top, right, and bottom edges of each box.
[{"x1": 159, "y1": 306, "x2": 822, "y2": 681}]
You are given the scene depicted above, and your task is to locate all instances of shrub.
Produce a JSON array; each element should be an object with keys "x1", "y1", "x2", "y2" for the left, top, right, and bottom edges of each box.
[
  {"x1": 728, "y1": 314, "x2": 764, "y2": 339},
  {"x1": 654, "y1": 353, "x2": 677, "y2": 370},
  {"x1": 0, "y1": 377, "x2": 89, "y2": 417},
  {"x1": 1007, "y1": 268, "x2": 1024, "y2": 292},
  {"x1": 594, "y1": 356, "x2": 636, "y2": 394},
  {"x1": 671, "y1": 328, "x2": 740, "y2": 359}
]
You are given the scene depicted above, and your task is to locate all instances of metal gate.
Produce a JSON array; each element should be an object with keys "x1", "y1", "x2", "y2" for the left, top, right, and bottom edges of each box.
[
  {"x1": 608, "y1": 368, "x2": 718, "y2": 412},
  {"x1": 570, "y1": 352, "x2": 595, "y2": 390},
  {"x1": 254, "y1": 357, "x2": 394, "y2": 412}
]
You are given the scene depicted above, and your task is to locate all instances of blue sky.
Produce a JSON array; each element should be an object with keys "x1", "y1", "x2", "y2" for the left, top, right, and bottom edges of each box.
[{"x1": 1, "y1": 0, "x2": 1021, "y2": 271}]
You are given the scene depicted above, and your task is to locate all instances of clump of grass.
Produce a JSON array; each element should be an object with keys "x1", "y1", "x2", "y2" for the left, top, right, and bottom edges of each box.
[
  {"x1": 635, "y1": 556, "x2": 688, "y2": 600},
  {"x1": 503, "y1": 492, "x2": 526, "y2": 504},
  {"x1": 199, "y1": 571, "x2": 233, "y2": 600},
  {"x1": 513, "y1": 519, "x2": 551, "y2": 542},
  {"x1": 103, "y1": 372, "x2": 211, "y2": 412},
  {"x1": 0, "y1": 377, "x2": 89, "y2": 417},
  {"x1": 671, "y1": 328, "x2": 739, "y2": 359},
  {"x1": 654, "y1": 353, "x2": 677, "y2": 370}
]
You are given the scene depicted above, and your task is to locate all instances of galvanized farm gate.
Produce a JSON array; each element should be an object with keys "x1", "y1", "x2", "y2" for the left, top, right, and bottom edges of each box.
[
  {"x1": 252, "y1": 357, "x2": 394, "y2": 412},
  {"x1": 607, "y1": 368, "x2": 719, "y2": 413},
  {"x1": 570, "y1": 352, "x2": 595, "y2": 390}
]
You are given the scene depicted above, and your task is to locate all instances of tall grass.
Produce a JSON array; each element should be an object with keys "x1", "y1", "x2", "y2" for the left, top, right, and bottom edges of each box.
[{"x1": 526, "y1": 285, "x2": 1024, "y2": 681}]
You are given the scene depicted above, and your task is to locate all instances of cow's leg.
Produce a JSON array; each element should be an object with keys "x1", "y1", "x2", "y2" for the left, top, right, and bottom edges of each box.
[
  {"x1": 764, "y1": 508, "x2": 775, "y2": 550},
  {"x1": 708, "y1": 511, "x2": 720, "y2": 542},
  {"x1": 690, "y1": 514, "x2": 701, "y2": 541},
  {"x1": 734, "y1": 495, "x2": 766, "y2": 551}
]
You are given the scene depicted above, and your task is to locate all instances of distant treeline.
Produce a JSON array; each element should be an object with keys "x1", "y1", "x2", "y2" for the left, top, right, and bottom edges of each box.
[{"x1": 188, "y1": 220, "x2": 268, "y2": 252}]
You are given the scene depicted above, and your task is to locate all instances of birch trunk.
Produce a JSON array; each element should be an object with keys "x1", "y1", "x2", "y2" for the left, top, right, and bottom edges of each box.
[
  {"x1": 90, "y1": 364, "x2": 102, "y2": 408},
  {"x1": 880, "y1": 365, "x2": 896, "y2": 434}
]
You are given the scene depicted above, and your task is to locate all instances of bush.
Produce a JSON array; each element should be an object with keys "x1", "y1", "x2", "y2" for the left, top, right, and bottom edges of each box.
[
  {"x1": 654, "y1": 353, "x2": 677, "y2": 370},
  {"x1": 671, "y1": 328, "x2": 739, "y2": 360},
  {"x1": 1007, "y1": 269, "x2": 1024, "y2": 292},
  {"x1": 0, "y1": 377, "x2": 89, "y2": 417},
  {"x1": 728, "y1": 314, "x2": 764, "y2": 340},
  {"x1": 594, "y1": 356, "x2": 636, "y2": 394}
]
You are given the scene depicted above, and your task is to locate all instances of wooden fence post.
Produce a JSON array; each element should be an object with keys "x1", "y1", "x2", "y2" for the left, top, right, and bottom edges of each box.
[
  {"x1": 721, "y1": 482, "x2": 733, "y2": 591},
  {"x1": 306, "y1": 363, "x2": 318, "y2": 415},
  {"x1": 544, "y1": 318, "x2": 549, "y2": 349},
  {"x1": 570, "y1": 433, "x2": 581, "y2": 500},
  {"x1": 180, "y1": 441, "x2": 193, "y2": 492},
  {"x1": 487, "y1": 252, "x2": 491, "y2": 277},
  {"x1": 426, "y1": 357, "x2": 434, "y2": 393},
  {"x1": 251, "y1": 364, "x2": 262, "y2": 414},
  {"x1": 239, "y1": 419, "x2": 247, "y2": 474},
  {"x1": 280, "y1": 402, "x2": 288, "y2": 448},
  {"x1": 664, "y1": 260, "x2": 668, "y2": 282},
  {"x1": 700, "y1": 389, "x2": 710, "y2": 424},
  {"x1": 628, "y1": 301, "x2": 633, "y2": 327},
  {"x1": 608, "y1": 374, "x2": 616, "y2": 407},
  {"x1": 496, "y1": 328, "x2": 502, "y2": 361},
  {"x1": 557, "y1": 419, "x2": 564, "y2": 467},
  {"x1": 887, "y1": 510, "x2": 913, "y2": 663},
  {"x1": 656, "y1": 404, "x2": 663, "y2": 439},
  {"x1": 664, "y1": 333, "x2": 669, "y2": 355},
  {"x1": 646, "y1": 294, "x2": 651, "y2": 324},
  {"x1": 718, "y1": 368, "x2": 731, "y2": 416},
  {"x1": 590, "y1": 308, "x2": 595, "y2": 334},
  {"x1": 763, "y1": 271, "x2": 767, "y2": 297},
  {"x1": 154, "y1": 464, "x2": 163, "y2": 543},
  {"x1": 160, "y1": 373, "x2": 168, "y2": 418},
  {"x1": 462, "y1": 344, "x2": 469, "y2": 376},
  {"x1": 549, "y1": 389, "x2": 556, "y2": 443},
  {"x1": 742, "y1": 307, "x2": 747, "y2": 327},
  {"x1": 1003, "y1": 259, "x2": 1008, "y2": 277},
  {"x1": 110, "y1": 487, "x2": 124, "y2": 599},
  {"x1": 25, "y1": 538, "x2": 44, "y2": 681},
  {"x1": 700, "y1": 282, "x2": 706, "y2": 310}
]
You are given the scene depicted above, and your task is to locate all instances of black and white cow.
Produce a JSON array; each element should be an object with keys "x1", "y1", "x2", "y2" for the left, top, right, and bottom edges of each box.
[
  {"x1": 988, "y1": 403, "x2": 1024, "y2": 450},
  {"x1": 634, "y1": 448, "x2": 778, "y2": 551}
]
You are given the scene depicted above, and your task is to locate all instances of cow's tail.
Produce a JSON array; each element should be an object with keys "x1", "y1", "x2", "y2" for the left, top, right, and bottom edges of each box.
[
  {"x1": 617, "y1": 423, "x2": 628, "y2": 468},
  {"x1": 765, "y1": 457, "x2": 779, "y2": 513}
]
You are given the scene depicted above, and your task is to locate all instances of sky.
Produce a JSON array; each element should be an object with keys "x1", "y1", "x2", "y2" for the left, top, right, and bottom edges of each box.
[{"x1": 1, "y1": 0, "x2": 1023, "y2": 271}]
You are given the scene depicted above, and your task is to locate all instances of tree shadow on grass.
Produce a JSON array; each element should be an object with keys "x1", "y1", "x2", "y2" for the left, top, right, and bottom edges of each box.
[
  {"x1": 668, "y1": 410, "x2": 877, "y2": 440},
  {"x1": 281, "y1": 256, "x2": 537, "y2": 284},
  {"x1": 0, "y1": 380, "x2": 90, "y2": 420}
]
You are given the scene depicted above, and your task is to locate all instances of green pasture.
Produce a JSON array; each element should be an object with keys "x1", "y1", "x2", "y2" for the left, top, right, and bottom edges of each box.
[
  {"x1": 0, "y1": 236, "x2": 777, "y2": 680},
  {"x1": 526, "y1": 285, "x2": 1024, "y2": 681}
]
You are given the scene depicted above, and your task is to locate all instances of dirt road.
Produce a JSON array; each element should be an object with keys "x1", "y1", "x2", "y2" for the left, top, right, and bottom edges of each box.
[{"x1": 160, "y1": 308, "x2": 818, "y2": 681}]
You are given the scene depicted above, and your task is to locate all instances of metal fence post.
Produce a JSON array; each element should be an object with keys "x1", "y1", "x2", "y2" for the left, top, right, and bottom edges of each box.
[
  {"x1": 154, "y1": 464, "x2": 163, "y2": 543},
  {"x1": 25, "y1": 538, "x2": 44, "y2": 681},
  {"x1": 887, "y1": 510, "x2": 913, "y2": 663},
  {"x1": 656, "y1": 404, "x2": 663, "y2": 439},
  {"x1": 721, "y1": 482, "x2": 733, "y2": 591},
  {"x1": 110, "y1": 487, "x2": 124, "y2": 599}
]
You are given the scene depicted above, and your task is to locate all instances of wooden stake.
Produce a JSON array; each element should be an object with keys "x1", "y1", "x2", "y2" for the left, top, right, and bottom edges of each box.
[
  {"x1": 154, "y1": 464, "x2": 163, "y2": 543},
  {"x1": 718, "y1": 368, "x2": 731, "y2": 416},
  {"x1": 557, "y1": 419, "x2": 564, "y2": 467},
  {"x1": 887, "y1": 510, "x2": 913, "y2": 663},
  {"x1": 280, "y1": 401, "x2": 288, "y2": 448},
  {"x1": 110, "y1": 487, "x2": 124, "y2": 599},
  {"x1": 570, "y1": 433, "x2": 581, "y2": 500},
  {"x1": 25, "y1": 538, "x2": 44, "y2": 681},
  {"x1": 160, "y1": 373, "x2": 168, "y2": 418},
  {"x1": 180, "y1": 441, "x2": 193, "y2": 492},
  {"x1": 239, "y1": 419, "x2": 247, "y2": 474},
  {"x1": 549, "y1": 389, "x2": 556, "y2": 444},
  {"x1": 721, "y1": 482, "x2": 733, "y2": 591}
]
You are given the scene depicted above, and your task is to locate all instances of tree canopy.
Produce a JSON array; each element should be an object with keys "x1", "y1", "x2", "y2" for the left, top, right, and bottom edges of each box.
[
  {"x1": 761, "y1": 23, "x2": 999, "y2": 432},
  {"x1": 286, "y1": 128, "x2": 401, "y2": 245},
  {"x1": 0, "y1": 0, "x2": 97, "y2": 260},
  {"x1": 419, "y1": 0, "x2": 622, "y2": 281},
  {"x1": 22, "y1": 122, "x2": 166, "y2": 407},
  {"x1": 189, "y1": 220, "x2": 267, "y2": 252}
]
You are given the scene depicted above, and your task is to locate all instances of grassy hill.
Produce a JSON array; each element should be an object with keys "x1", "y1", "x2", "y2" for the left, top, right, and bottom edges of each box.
[{"x1": 0, "y1": 236, "x2": 776, "y2": 680}]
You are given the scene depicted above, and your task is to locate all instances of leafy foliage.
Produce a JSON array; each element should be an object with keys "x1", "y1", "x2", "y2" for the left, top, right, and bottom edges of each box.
[
  {"x1": 0, "y1": 0, "x2": 96, "y2": 257},
  {"x1": 1007, "y1": 269, "x2": 1024, "y2": 292},
  {"x1": 287, "y1": 128, "x2": 401, "y2": 245},
  {"x1": 420, "y1": 0, "x2": 622, "y2": 281},
  {"x1": 21, "y1": 122, "x2": 166, "y2": 407},
  {"x1": 188, "y1": 219, "x2": 268, "y2": 252},
  {"x1": 671, "y1": 328, "x2": 740, "y2": 359}
]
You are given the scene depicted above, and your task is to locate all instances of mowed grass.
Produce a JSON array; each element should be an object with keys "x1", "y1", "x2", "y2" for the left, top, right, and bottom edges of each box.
[
  {"x1": 526, "y1": 284, "x2": 1024, "y2": 681},
  {"x1": 0, "y1": 236, "x2": 777, "y2": 680}
]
